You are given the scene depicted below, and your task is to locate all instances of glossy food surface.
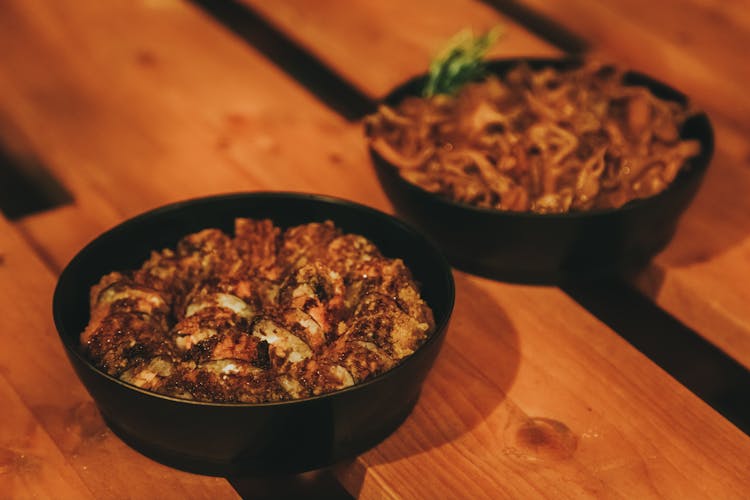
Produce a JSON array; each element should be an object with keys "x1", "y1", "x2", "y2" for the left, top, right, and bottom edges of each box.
[
  {"x1": 367, "y1": 61, "x2": 701, "y2": 213},
  {"x1": 81, "y1": 219, "x2": 434, "y2": 403}
]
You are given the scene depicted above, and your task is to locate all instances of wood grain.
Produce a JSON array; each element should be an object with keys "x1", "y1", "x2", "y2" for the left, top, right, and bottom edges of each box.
[
  {"x1": 0, "y1": 0, "x2": 388, "y2": 268},
  {"x1": 0, "y1": 0, "x2": 383, "y2": 203},
  {"x1": 505, "y1": 0, "x2": 750, "y2": 369},
  {"x1": 0, "y1": 214, "x2": 240, "y2": 498},
  {"x1": 241, "y1": 0, "x2": 750, "y2": 370},
  {"x1": 335, "y1": 274, "x2": 750, "y2": 498},
  {"x1": 1, "y1": 0, "x2": 749, "y2": 498},
  {"x1": 0, "y1": 374, "x2": 93, "y2": 499},
  {"x1": 214, "y1": 0, "x2": 748, "y2": 496},
  {"x1": 243, "y1": 0, "x2": 559, "y2": 98}
]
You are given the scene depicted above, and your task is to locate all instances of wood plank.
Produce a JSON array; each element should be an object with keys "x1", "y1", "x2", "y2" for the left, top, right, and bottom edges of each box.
[
  {"x1": 0, "y1": 0, "x2": 388, "y2": 268},
  {"x1": 0, "y1": 214, "x2": 239, "y2": 497},
  {"x1": 243, "y1": 0, "x2": 559, "y2": 98},
  {"x1": 220, "y1": 0, "x2": 748, "y2": 497},
  {"x1": 635, "y1": 120, "x2": 750, "y2": 368},
  {"x1": 0, "y1": 117, "x2": 125, "y2": 272},
  {"x1": 0, "y1": 373, "x2": 93, "y2": 499},
  {"x1": 15, "y1": 205, "x2": 111, "y2": 273},
  {"x1": 2, "y1": 0, "x2": 749, "y2": 497},
  {"x1": 0, "y1": 0, "x2": 389, "y2": 220},
  {"x1": 337, "y1": 273, "x2": 750, "y2": 498},
  {"x1": 503, "y1": 0, "x2": 750, "y2": 369},
  {"x1": 242, "y1": 0, "x2": 750, "y2": 369}
]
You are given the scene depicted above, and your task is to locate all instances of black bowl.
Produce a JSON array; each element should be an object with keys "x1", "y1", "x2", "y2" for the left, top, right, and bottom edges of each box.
[
  {"x1": 53, "y1": 192, "x2": 454, "y2": 476},
  {"x1": 370, "y1": 58, "x2": 714, "y2": 283}
]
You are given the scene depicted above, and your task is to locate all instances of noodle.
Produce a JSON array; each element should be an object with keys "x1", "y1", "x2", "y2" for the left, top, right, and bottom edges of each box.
[{"x1": 365, "y1": 62, "x2": 701, "y2": 213}]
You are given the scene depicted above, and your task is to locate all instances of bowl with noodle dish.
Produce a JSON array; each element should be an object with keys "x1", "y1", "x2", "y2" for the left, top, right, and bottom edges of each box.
[{"x1": 365, "y1": 58, "x2": 713, "y2": 283}]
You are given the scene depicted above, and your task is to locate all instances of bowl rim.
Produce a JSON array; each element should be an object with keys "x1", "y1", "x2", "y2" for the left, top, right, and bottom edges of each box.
[
  {"x1": 369, "y1": 56, "x2": 715, "y2": 219},
  {"x1": 53, "y1": 191, "x2": 456, "y2": 408}
]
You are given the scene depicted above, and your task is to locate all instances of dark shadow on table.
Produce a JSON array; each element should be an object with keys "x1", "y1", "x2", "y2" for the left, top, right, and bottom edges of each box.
[
  {"x1": 188, "y1": 0, "x2": 374, "y2": 121},
  {"x1": 227, "y1": 272, "x2": 520, "y2": 498},
  {"x1": 335, "y1": 271, "x2": 521, "y2": 496},
  {"x1": 229, "y1": 468, "x2": 352, "y2": 499},
  {"x1": 564, "y1": 275, "x2": 750, "y2": 435}
]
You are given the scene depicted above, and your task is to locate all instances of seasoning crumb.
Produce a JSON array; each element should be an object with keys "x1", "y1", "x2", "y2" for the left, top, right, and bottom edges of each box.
[{"x1": 80, "y1": 219, "x2": 435, "y2": 403}]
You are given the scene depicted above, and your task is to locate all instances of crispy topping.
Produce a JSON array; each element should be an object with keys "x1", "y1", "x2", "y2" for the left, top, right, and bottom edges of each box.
[{"x1": 81, "y1": 219, "x2": 434, "y2": 402}]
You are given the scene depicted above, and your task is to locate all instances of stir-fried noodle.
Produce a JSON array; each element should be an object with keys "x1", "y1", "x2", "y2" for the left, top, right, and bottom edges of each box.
[{"x1": 366, "y1": 62, "x2": 700, "y2": 213}]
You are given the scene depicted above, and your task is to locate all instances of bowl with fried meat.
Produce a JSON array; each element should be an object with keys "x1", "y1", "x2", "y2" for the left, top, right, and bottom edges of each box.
[
  {"x1": 53, "y1": 192, "x2": 454, "y2": 475},
  {"x1": 365, "y1": 58, "x2": 714, "y2": 283}
]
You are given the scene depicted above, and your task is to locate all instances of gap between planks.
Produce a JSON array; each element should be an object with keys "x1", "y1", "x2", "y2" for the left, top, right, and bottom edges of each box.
[{"x1": 196, "y1": 0, "x2": 750, "y2": 432}]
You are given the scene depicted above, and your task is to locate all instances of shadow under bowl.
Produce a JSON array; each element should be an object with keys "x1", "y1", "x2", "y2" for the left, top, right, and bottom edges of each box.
[
  {"x1": 53, "y1": 192, "x2": 455, "y2": 476},
  {"x1": 370, "y1": 58, "x2": 714, "y2": 284}
]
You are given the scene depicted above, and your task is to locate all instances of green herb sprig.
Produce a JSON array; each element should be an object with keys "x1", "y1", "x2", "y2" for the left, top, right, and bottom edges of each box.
[{"x1": 422, "y1": 26, "x2": 503, "y2": 97}]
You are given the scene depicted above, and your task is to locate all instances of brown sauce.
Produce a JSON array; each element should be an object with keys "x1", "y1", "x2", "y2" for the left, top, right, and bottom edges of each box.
[
  {"x1": 80, "y1": 219, "x2": 434, "y2": 403},
  {"x1": 365, "y1": 62, "x2": 701, "y2": 213}
]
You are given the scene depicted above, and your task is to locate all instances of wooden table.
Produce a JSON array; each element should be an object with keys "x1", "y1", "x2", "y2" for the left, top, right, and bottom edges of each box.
[{"x1": 1, "y1": 0, "x2": 749, "y2": 497}]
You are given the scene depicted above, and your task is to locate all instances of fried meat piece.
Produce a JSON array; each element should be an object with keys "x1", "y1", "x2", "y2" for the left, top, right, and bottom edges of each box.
[
  {"x1": 81, "y1": 311, "x2": 174, "y2": 377},
  {"x1": 133, "y1": 249, "x2": 183, "y2": 295},
  {"x1": 234, "y1": 218, "x2": 280, "y2": 275},
  {"x1": 343, "y1": 293, "x2": 431, "y2": 360},
  {"x1": 278, "y1": 262, "x2": 345, "y2": 334},
  {"x1": 251, "y1": 317, "x2": 313, "y2": 370},
  {"x1": 279, "y1": 308, "x2": 327, "y2": 351},
  {"x1": 345, "y1": 258, "x2": 434, "y2": 327},
  {"x1": 120, "y1": 357, "x2": 175, "y2": 391},
  {"x1": 176, "y1": 228, "x2": 239, "y2": 279},
  {"x1": 89, "y1": 272, "x2": 170, "y2": 321},
  {"x1": 330, "y1": 337, "x2": 394, "y2": 383},
  {"x1": 82, "y1": 273, "x2": 174, "y2": 383},
  {"x1": 323, "y1": 234, "x2": 383, "y2": 278},
  {"x1": 163, "y1": 362, "x2": 287, "y2": 403},
  {"x1": 169, "y1": 305, "x2": 281, "y2": 403},
  {"x1": 82, "y1": 219, "x2": 435, "y2": 403},
  {"x1": 278, "y1": 357, "x2": 355, "y2": 398},
  {"x1": 276, "y1": 221, "x2": 341, "y2": 270},
  {"x1": 173, "y1": 307, "x2": 259, "y2": 360}
]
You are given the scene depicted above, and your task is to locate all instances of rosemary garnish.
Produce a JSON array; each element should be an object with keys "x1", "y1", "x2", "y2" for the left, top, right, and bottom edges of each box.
[{"x1": 422, "y1": 26, "x2": 503, "y2": 97}]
